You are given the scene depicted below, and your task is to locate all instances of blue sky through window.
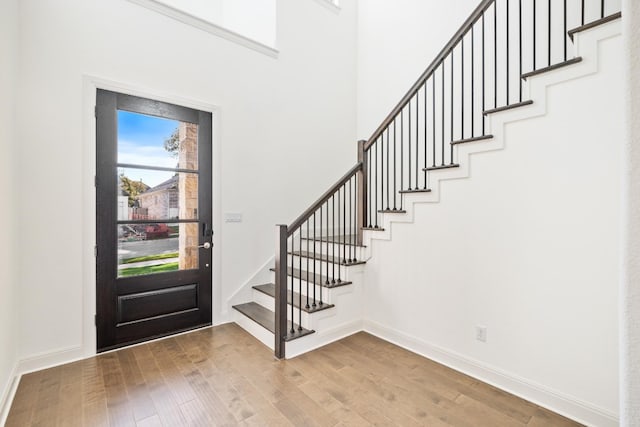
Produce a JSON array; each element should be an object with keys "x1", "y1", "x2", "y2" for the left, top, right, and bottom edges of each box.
[{"x1": 117, "y1": 110, "x2": 180, "y2": 187}]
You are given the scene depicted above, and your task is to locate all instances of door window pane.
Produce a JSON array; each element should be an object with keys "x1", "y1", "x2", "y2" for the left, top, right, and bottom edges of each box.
[
  {"x1": 117, "y1": 110, "x2": 198, "y2": 170},
  {"x1": 118, "y1": 168, "x2": 198, "y2": 220},
  {"x1": 117, "y1": 223, "x2": 199, "y2": 277}
]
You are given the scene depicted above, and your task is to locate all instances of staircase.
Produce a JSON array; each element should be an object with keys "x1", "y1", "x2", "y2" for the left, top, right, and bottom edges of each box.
[{"x1": 232, "y1": 0, "x2": 622, "y2": 359}]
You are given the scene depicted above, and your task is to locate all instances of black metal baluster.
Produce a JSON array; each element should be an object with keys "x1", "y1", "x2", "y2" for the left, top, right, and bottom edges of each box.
[
  {"x1": 471, "y1": 25, "x2": 475, "y2": 137},
  {"x1": 534, "y1": 0, "x2": 537, "y2": 70},
  {"x1": 548, "y1": 0, "x2": 551, "y2": 67},
  {"x1": 423, "y1": 82, "x2": 428, "y2": 188},
  {"x1": 313, "y1": 211, "x2": 317, "y2": 307},
  {"x1": 601, "y1": 0, "x2": 605, "y2": 18},
  {"x1": 494, "y1": 1, "x2": 497, "y2": 109},
  {"x1": 519, "y1": 0, "x2": 523, "y2": 102},
  {"x1": 415, "y1": 94, "x2": 419, "y2": 189},
  {"x1": 337, "y1": 188, "x2": 342, "y2": 283},
  {"x1": 442, "y1": 62, "x2": 445, "y2": 165},
  {"x1": 482, "y1": 11, "x2": 486, "y2": 134},
  {"x1": 375, "y1": 139, "x2": 379, "y2": 227},
  {"x1": 506, "y1": 0, "x2": 510, "y2": 105},
  {"x1": 290, "y1": 236, "x2": 294, "y2": 333},
  {"x1": 306, "y1": 220, "x2": 310, "y2": 309},
  {"x1": 433, "y1": 74, "x2": 436, "y2": 167},
  {"x1": 368, "y1": 149, "x2": 372, "y2": 227},
  {"x1": 386, "y1": 127, "x2": 390, "y2": 208},
  {"x1": 332, "y1": 194, "x2": 336, "y2": 283},
  {"x1": 380, "y1": 133, "x2": 385, "y2": 212},
  {"x1": 450, "y1": 51, "x2": 454, "y2": 164},
  {"x1": 581, "y1": 0, "x2": 585, "y2": 25},
  {"x1": 401, "y1": 110, "x2": 404, "y2": 195},
  {"x1": 408, "y1": 100, "x2": 412, "y2": 190},
  {"x1": 394, "y1": 118, "x2": 397, "y2": 209},
  {"x1": 462, "y1": 36, "x2": 465, "y2": 140},
  {"x1": 325, "y1": 202, "x2": 330, "y2": 285},
  {"x1": 563, "y1": 0, "x2": 567, "y2": 62},
  {"x1": 298, "y1": 230, "x2": 302, "y2": 331},
  {"x1": 342, "y1": 184, "x2": 347, "y2": 265},
  {"x1": 353, "y1": 175, "x2": 357, "y2": 262},
  {"x1": 349, "y1": 177, "x2": 353, "y2": 262}
]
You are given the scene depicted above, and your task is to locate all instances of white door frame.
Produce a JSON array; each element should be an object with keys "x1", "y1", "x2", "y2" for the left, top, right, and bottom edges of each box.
[{"x1": 81, "y1": 75, "x2": 223, "y2": 358}]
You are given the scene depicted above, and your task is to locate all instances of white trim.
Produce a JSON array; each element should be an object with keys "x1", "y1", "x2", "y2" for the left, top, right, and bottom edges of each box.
[
  {"x1": 0, "y1": 363, "x2": 19, "y2": 426},
  {"x1": 81, "y1": 75, "x2": 224, "y2": 358},
  {"x1": 15, "y1": 345, "x2": 85, "y2": 376},
  {"x1": 125, "y1": 0, "x2": 279, "y2": 58},
  {"x1": 310, "y1": 0, "x2": 341, "y2": 14},
  {"x1": 363, "y1": 319, "x2": 619, "y2": 427}
]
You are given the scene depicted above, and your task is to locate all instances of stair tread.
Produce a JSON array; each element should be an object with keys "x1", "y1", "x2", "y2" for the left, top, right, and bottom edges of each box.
[
  {"x1": 379, "y1": 209, "x2": 407, "y2": 213},
  {"x1": 270, "y1": 267, "x2": 353, "y2": 288},
  {"x1": 253, "y1": 283, "x2": 335, "y2": 313},
  {"x1": 483, "y1": 100, "x2": 533, "y2": 116},
  {"x1": 424, "y1": 164, "x2": 460, "y2": 171},
  {"x1": 232, "y1": 302, "x2": 315, "y2": 341},
  {"x1": 289, "y1": 250, "x2": 366, "y2": 266},
  {"x1": 399, "y1": 188, "x2": 432, "y2": 194},
  {"x1": 568, "y1": 12, "x2": 621, "y2": 40},
  {"x1": 362, "y1": 226, "x2": 385, "y2": 231},
  {"x1": 451, "y1": 134, "x2": 494, "y2": 145},
  {"x1": 521, "y1": 57, "x2": 583, "y2": 79}
]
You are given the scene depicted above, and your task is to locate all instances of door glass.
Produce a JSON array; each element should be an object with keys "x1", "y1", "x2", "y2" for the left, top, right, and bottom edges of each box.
[
  {"x1": 117, "y1": 222, "x2": 199, "y2": 278},
  {"x1": 117, "y1": 110, "x2": 198, "y2": 170},
  {"x1": 116, "y1": 110, "x2": 200, "y2": 278},
  {"x1": 117, "y1": 168, "x2": 199, "y2": 220}
]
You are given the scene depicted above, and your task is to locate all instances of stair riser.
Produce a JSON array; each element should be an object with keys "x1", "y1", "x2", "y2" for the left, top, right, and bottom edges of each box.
[
  {"x1": 266, "y1": 279, "x2": 341, "y2": 304},
  {"x1": 286, "y1": 256, "x2": 353, "y2": 278},
  {"x1": 233, "y1": 309, "x2": 274, "y2": 350},
  {"x1": 296, "y1": 241, "x2": 366, "y2": 259},
  {"x1": 252, "y1": 289, "x2": 324, "y2": 329}
]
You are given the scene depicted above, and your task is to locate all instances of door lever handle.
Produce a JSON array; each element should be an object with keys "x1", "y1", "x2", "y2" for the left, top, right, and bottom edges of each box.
[{"x1": 198, "y1": 242, "x2": 212, "y2": 249}]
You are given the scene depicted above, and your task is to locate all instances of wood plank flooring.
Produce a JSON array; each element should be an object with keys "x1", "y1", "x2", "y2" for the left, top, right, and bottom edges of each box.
[{"x1": 6, "y1": 324, "x2": 582, "y2": 426}]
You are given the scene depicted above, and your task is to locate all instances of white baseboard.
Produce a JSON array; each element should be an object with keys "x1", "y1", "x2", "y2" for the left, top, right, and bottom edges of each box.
[
  {"x1": 0, "y1": 363, "x2": 19, "y2": 426},
  {"x1": 363, "y1": 319, "x2": 618, "y2": 427},
  {"x1": 15, "y1": 345, "x2": 86, "y2": 377}
]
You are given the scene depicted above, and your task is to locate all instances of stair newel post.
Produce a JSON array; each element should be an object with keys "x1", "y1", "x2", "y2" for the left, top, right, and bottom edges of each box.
[
  {"x1": 274, "y1": 224, "x2": 288, "y2": 359},
  {"x1": 357, "y1": 140, "x2": 367, "y2": 247}
]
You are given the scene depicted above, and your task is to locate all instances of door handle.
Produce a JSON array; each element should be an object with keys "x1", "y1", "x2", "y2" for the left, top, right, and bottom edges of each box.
[{"x1": 198, "y1": 242, "x2": 212, "y2": 249}]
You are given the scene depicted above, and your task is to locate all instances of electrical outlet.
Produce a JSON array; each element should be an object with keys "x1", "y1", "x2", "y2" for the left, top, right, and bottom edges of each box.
[{"x1": 476, "y1": 325, "x2": 487, "y2": 343}]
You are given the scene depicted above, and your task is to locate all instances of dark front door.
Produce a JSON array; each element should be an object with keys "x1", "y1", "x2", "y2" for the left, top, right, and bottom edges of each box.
[{"x1": 95, "y1": 90, "x2": 212, "y2": 352}]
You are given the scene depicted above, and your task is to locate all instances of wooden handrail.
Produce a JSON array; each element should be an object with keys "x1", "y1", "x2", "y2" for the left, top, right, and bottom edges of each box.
[
  {"x1": 287, "y1": 162, "x2": 363, "y2": 236},
  {"x1": 364, "y1": 0, "x2": 495, "y2": 151}
]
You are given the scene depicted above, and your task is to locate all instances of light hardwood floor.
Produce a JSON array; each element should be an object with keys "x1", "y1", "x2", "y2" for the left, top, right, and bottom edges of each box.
[{"x1": 6, "y1": 323, "x2": 582, "y2": 426}]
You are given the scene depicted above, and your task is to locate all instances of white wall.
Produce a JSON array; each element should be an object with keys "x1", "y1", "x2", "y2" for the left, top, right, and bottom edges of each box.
[
  {"x1": 0, "y1": 0, "x2": 18, "y2": 418},
  {"x1": 362, "y1": 26, "x2": 622, "y2": 424},
  {"x1": 621, "y1": 0, "x2": 640, "y2": 424},
  {"x1": 223, "y1": 0, "x2": 277, "y2": 48},
  {"x1": 155, "y1": 0, "x2": 277, "y2": 48},
  {"x1": 357, "y1": 0, "x2": 478, "y2": 139},
  {"x1": 13, "y1": 0, "x2": 357, "y2": 362}
]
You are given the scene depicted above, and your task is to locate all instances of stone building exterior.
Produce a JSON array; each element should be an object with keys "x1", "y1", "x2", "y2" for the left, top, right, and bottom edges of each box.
[{"x1": 178, "y1": 123, "x2": 199, "y2": 270}]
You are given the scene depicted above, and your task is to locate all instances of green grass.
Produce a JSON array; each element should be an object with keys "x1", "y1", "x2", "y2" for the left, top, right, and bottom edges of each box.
[
  {"x1": 120, "y1": 252, "x2": 179, "y2": 264},
  {"x1": 119, "y1": 262, "x2": 179, "y2": 277}
]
